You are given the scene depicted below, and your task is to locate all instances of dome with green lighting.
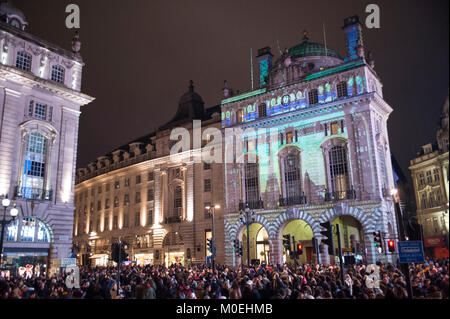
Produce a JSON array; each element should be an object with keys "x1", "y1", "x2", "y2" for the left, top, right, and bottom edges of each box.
[{"x1": 288, "y1": 40, "x2": 342, "y2": 60}]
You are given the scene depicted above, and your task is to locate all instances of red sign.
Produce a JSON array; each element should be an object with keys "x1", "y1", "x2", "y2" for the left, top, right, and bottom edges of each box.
[{"x1": 424, "y1": 236, "x2": 445, "y2": 247}]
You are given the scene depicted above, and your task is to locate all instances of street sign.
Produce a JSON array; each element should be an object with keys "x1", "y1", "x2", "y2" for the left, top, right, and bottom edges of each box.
[
  {"x1": 61, "y1": 258, "x2": 77, "y2": 267},
  {"x1": 398, "y1": 241, "x2": 424, "y2": 263}
]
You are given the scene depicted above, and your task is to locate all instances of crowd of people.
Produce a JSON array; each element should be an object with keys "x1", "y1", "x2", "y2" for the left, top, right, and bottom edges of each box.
[{"x1": 0, "y1": 259, "x2": 448, "y2": 299}]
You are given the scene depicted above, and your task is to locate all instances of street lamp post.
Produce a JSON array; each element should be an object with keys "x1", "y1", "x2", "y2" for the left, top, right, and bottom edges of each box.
[
  {"x1": 240, "y1": 203, "x2": 255, "y2": 266},
  {"x1": 0, "y1": 196, "x2": 19, "y2": 267},
  {"x1": 206, "y1": 204, "x2": 220, "y2": 270},
  {"x1": 390, "y1": 188, "x2": 413, "y2": 299}
]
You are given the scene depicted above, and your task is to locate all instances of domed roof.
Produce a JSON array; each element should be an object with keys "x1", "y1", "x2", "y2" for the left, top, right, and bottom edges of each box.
[
  {"x1": 0, "y1": 1, "x2": 27, "y2": 28},
  {"x1": 179, "y1": 80, "x2": 204, "y2": 105},
  {"x1": 288, "y1": 40, "x2": 342, "y2": 60}
]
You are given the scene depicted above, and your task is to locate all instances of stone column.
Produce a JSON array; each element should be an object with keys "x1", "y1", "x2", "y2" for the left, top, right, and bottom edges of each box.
[
  {"x1": 270, "y1": 236, "x2": 282, "y2": 265},
  {"x1": 154, "y1": 168, "x2": 162, "y2": 224}
]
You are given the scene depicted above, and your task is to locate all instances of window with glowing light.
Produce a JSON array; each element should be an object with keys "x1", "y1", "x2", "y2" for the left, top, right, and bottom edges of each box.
[
  {"x1": 308, "y1": 89, "x2": 318, "y2": 105},
  {"x1": 21, "y1": 132, "x2": 48, "y2": 199},
  {"x1": 328, "y1": 146, "x2": 350, "y2": 198}
]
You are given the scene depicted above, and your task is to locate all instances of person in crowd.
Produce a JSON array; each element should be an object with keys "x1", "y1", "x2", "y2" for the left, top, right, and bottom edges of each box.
[{"x1": 0, "y1": 258, "x2": 448, "y2": 299}]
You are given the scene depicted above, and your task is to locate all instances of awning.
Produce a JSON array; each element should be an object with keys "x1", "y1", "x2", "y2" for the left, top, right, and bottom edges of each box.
[{"x1": 89, "y1": 254, "x2": 109, "y2": 259}]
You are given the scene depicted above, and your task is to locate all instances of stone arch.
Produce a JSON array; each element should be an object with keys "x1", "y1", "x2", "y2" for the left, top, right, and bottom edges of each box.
[
  {"x1": 273, "y1": 207, "x2": 322, "y2": 239},
  {"x1": 232, "y1": 213, "x2": 275, "y2": 240},
  {"x1": 162, "y1": 231, "x2": 184, "y2": 246},
  {"x1": 318, "y1": 204, "x2": 380, "y2": 234}
]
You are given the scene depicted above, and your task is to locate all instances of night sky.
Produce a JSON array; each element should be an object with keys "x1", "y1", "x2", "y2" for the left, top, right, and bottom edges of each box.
[{"x1": 14, "y1": 0, "x2": 449, "y2": 181}]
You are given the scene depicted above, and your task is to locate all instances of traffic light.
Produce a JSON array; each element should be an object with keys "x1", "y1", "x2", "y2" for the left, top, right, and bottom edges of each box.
[
  {"x1": 233, "y1": 239, "x2": 240, "y2": 255},
  {"x1": 387, "y1": 240, "x2": 395, "y2": 253},
  {"x1": 207, "y1": 238, "x2": 212, "y2": 252},
  {"x1": 296, "y1": 243, "x2": 303, "y2": 255},
  {"x1": 239, "y1": 244, "x2": 243, "y2": 256},
  {"x1": 282, "y1": 234, "x2": 291, "y2": 251},
  {"x1": 320, "y1": 222, "x2": 334, "y2": 255},
  {"x1": 373, "y1": 231, "x2": 383, "y2": 249},
  {"x1": 111, "y1": 242, "x2": 128, "y2": 263}
]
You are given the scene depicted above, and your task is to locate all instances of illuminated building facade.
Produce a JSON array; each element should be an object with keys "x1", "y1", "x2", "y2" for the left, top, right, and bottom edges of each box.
[
  {"x1": 409, "y1": 95, "x2": 449, "y2": 259},
  {"x1": 221, "y1": 16, "x2": 398, "y2": 265},
  {"x1": 0, "y1": 3, "x2": 94, "y2": 273},
  {"x1": 74, "y1": 82, "x2": 225, "y2": 267}
]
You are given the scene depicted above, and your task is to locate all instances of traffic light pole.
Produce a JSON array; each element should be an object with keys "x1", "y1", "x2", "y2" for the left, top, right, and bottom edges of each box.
[
  {"x1": 117, "y1": 238, "x2": 121, "y2": 288},
  {"x1": 246, "y1": 214, "x2": 250, "y2": 266},
  {"x1": 211, "y1": 206, "x2": 216, "y2": 270},
  {"x1": 335, "y1": 224, "x2": 345, "y2": 283},
  {"x1": 393, "y1": 199, "x2": 413, "y2": 299}
]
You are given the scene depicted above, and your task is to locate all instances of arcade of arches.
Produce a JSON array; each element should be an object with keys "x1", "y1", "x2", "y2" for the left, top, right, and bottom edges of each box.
[{"x1": 236, "y1": 214, "x2": 368, "y2": 266}]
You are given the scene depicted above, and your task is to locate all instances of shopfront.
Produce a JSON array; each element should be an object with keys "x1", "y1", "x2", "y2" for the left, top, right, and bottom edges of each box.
[
  {"x1": 424, "y1": 236, "x2": 449, "y2": 259},
  {"x1": 89, "y1": 254, "x2": 109, "y2": 266},
  {"x1": 135, "y1": 253, "x2": 154, "y2": 266},
  {"x1": 2, "y1": 247, "x2": 50, "y2": 277},
  {"x1": 165, "y1": 250, "x2": 184, "y2": 267}
]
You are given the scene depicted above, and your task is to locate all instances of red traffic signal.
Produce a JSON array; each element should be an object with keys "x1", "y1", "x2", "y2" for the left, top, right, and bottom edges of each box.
[
  {"x1": 297, "y1": 243, "x2": 303, "y2": 255},
  {"x1": 387, "y1": 240, "x2": 395, "y2": 252}
]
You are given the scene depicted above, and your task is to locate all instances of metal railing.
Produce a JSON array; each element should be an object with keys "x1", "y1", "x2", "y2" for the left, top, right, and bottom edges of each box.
[
  {"x1": 164, "y1": 216, "x2": 182, "y2": 224},
  {"x1": 279, "y1": 194, "x2": 307, "y2": 206},
  {"x1": 239, "y1": 199, "x2": 264, "y2": 210},
  {"x1": 324, "y1": 189, "x2": 356, "y2": 202},
  {"x1": 14, "y1": 186, "x2": 53, "y2": 201}
]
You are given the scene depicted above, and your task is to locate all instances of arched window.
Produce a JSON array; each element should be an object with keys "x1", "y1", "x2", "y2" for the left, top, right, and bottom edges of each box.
[
  {"x1": 21, "y1": 131, "x2": 48, "y2": 200},
  {"x1": 281, "y1": 152, "x2": 304, "y2": 205},
  {"x1": 51, "y1": 65, "x2": 65, "y2": 84},
  {"x1": 16, "y1": 51, "x2": 32, "y2": 72},
  {"x1": 328, "y1": 145, "x2": 350, "y2": 199},
  {"x1": 244, "y1": 162, "x2": 260, "y2": 208}
]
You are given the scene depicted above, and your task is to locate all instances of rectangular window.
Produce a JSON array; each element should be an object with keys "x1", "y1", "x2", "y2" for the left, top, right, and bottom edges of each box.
[
  {"x1": 421, "y1": 193, "x2": 427, "y2": 209},
  {"x1": 105, "y1": 198, "x2": 110, "y2": 209},
  {"x1": 148, "y1": 172, "x2": 154, "y2": 181},
  {"x1": 51, "y1": 65, "x2": 65, "y2": 84},
  {"x1": 97, "y1": 201, "x2": 101, "y2": 211},
  {"x1": 418, "y1": 173, "x2": 425, "y2": 186},
  {"x1": 125, "y1": 178, "x2": 130, "y2": 187},
  {"x1": 124, "y1": 194, "x2": 130, "y2": 205},
  {"x1": 135, "y1": 212, "x2": 140, "y2": 227},
  {"x1": 237, "y1": 109, "x2": 244, "y2": 123},
  {"x1": 147, "y1": 189, "x2": 154, "y2": 201},
  {"x1": 308, "y1": 89, "x2": 318, "y2": 105},
  {"x1": 337, "y1": 81, "x2": 348, "y2": 98},
  {"x1": 286, "y1": 132, "x2": 294, "y2": 144},
  {"x1": 16, "y1": 51, "x2": 32, "y2": 71},
  {"x1": 34, "y1": 103, "x2": 47, "y2": 120},
  {"x1": 113, "y1": 216, "x2": 118, "y2": 229},
  {"x1": 436, "y1": 189, "x2": 442, "y2": 205},
  {"x1": 426, "y1": 171, "x2": 432, "y2": 184},
  {"x1": 148, "y1": 209, "x2": 153, "y2": 225},
  {"x1": 123, "y1": 214, "x2": 128, "y2": 228},
  {"x1": 204, "y1": 179, "x2": 211, "y2": 192},
  {"x1": 433, "y1": 169, "x2": 440, "y2": 182},
  {"x1": 204, "y1": 162, "x2": 211, "y2": 170},
  {"x1": 98, "y1": 186, "x2": 102, "y2": 194},
  {"x1": 114, "y1": 196, "x2": 119, "y2": 207},
  {"x1": 28, "y1": 101, "x2": 33, "y2": 116},
  {"x1": 136, "y1": 175, "x2": 141, "y2": 184},
  {"x1": 115, "y1": 181, "x2": 120, "y2": 189},
  {"x1": 331, "y1": 122, "x2": 339, "y2": 135},
  {"x1": 204, "y1": 202, "x2": 211, "y2": 219},
  {"x1": 432, "y1": 217, "x2": 439, "y2": 234},
  {"x1": 135, "y1": 191, "x2": 141, "y2": 203},
  {"x1": 258, "y1": 104, "x2": 267, "y2": 118}
]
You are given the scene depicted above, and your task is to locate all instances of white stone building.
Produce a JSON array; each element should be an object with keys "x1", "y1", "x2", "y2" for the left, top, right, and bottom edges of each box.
[
  {"x1": 0, "y1": 3, "x2": 94, "y2": 273},
  {"x1": 221, "y1": 16, "x2": 398, "y2": 266},
  {"x1": 74, "y1": 82, "x2": 226, "y2": 267}
]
